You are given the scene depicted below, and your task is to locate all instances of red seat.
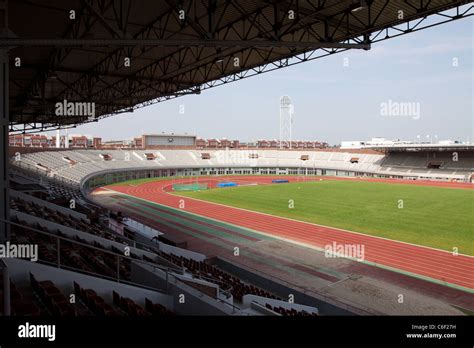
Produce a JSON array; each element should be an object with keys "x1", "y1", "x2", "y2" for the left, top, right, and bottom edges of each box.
[{"x1": 11, "y1": 300, "x2": 41, "y2": 316}]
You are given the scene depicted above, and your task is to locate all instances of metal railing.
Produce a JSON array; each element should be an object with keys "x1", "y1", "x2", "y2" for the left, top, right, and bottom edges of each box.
[
  {"x1": 6, "y1": 218, "x2": 179, "y2": 286},
  {"x1": 0, "y1": 259, "x2": 10, "y2": 315},
  {"x1": 11, "y1": 203, "x2": 233, "y2": 295},
  {"x1": 1, "y1": 218, "x2": 241, "y2": 314}
]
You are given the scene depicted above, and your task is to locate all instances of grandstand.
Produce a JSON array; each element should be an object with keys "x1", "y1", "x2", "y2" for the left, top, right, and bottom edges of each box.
[
  {"x1": 0, "y1": 4, "x2": 472, "y2": 346},
  {"x1": 10, "y1": 147, "x2": 473, "y2": 191},
  {"x1": 4, "y1": 184, "x2": 316, "y2": 316},
  {"x1": 4, "y1": 143, "x2": 471, "y2": 318},
  {"x1": 8, "y1": 145, "x2": 347, "y2": 316},
  {"x1": 376, "y1": 145, "x2": 474, "y2": 181}
]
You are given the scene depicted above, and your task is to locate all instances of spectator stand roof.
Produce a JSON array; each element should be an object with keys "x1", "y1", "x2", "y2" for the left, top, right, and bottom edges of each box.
[{"x1": 0, "y1": 0, "x2": 472, "y2": 133}]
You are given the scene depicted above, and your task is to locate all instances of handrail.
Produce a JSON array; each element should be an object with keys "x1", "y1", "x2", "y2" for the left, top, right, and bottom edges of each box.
[
  {"x1": 8, "y1": 173, "x2": 237, "y2": 298},
  {"x1": 1, "y1": 218, "x2": 240, "y2": 313},
  {"x1": 3, "y1": 218, "x2": 183, "y2": 275},
  {"x1": 11, "y1": 197, "x2": 158, "y2": 256},
  {"x1": 11, "y1": 202, "x2": 233, "y2": 294}
]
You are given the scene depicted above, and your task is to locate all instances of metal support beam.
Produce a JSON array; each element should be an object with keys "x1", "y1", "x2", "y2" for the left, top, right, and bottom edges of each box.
[
  {"x1": 2, "y1": 261, "x2": 10, "y2": 315},
  {"x1": 6, "y1": 1, "x2": 472, "y2": 133},
  {"x1": 0, "y1": 49, "x2": 9, "y2": 242},
  {"x1": 0, "y1": 38, "x2": 370, "y2": 49},
  {"x1": 0, "y1": 0, "x2": 9, "y2": 242}
]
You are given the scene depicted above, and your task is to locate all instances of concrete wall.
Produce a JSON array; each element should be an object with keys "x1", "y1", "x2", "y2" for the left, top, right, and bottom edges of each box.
[
  {"x1": 242, "y1": 294, "x2": 318, "y2": 315},
  {"x1": 133, "y1": 230, "x2": 206, "y2": 262},
  {"x1": 133, "y1": 263, "x2": 237, "y2": 316},
  {"x1": 144, "y1": 135, "x2": 196, "y2": 147}
]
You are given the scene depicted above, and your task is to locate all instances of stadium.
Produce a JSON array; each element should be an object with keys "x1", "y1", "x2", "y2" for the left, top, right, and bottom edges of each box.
[
  {"x1": 0, "y1": 0, "x2": 473, "y2": 345},
  {"x1": 6, "y1": 141, "x2": 474, "y2": 317}
]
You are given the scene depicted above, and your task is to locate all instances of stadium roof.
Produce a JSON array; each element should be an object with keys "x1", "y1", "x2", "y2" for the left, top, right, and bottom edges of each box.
[
  {"x1": 3, "y1": 0, "x2": 472, "y2": 132},
  {"x1": 367, "y1": 143, "x2": 474, "y2": 152}
]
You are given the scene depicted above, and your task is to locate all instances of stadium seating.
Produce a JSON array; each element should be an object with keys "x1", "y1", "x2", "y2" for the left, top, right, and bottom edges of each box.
[
  {"x1": 8, "y1": 189, "x2": 283, "y2": 311},
  {"x1": 6, "y1": 147, "x2": 472, "y2": 317},
  {"x1": 2, "y1": 281, "x2": 42, "y2": 316},
  {"x1": 379, "y1": 151, "x2": 473, "y2": 179},
  {"x1": 158, "y1": 252, "x2": 279, "y2": 301},
  {"x1": 22, "y1": 148, "x2": 474, "y2": 197},
  {"x1": 7, "y1": 274, "x2": 175, "y2": 317},
  {"x1": 29, "y1": 273, "x2": 77, "y2": 316},
  {"x1": 10, "y1": 149, "x2": 393, "y2": 186},
  {"x1": 263, "y1": 303, "x2": 317, "y2": 316}
]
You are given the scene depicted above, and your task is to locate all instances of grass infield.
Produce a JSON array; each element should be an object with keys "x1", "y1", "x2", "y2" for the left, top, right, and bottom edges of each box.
[{"x1": 174, "y1": 180, "x2": 474, "y2": 255}]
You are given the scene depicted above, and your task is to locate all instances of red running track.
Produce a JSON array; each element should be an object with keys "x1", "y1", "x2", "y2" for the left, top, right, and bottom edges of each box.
[{"x1": 102, "y1": 176, "x2": 474, "y2": 291}]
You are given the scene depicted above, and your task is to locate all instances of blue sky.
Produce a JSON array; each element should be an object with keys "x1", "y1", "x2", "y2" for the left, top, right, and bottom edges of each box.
[{"x1": 71, "y1": 10, "x2": 473, "y2": 145}]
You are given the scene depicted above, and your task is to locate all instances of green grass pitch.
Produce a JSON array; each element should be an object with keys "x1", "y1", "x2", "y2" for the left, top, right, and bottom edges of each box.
[{"x1": 175, "y1": 180, "x2": 474, "y2": 255}]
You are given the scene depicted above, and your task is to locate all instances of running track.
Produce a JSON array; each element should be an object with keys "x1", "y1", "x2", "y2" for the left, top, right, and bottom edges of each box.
[{"x1": 99, "y1": 176, "x2": 474, "y2": 291}]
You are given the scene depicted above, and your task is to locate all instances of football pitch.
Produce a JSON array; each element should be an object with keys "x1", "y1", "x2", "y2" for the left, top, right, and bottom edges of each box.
[{"x1": 175, "y1": 180, "x2": 474, "y2": 255}]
